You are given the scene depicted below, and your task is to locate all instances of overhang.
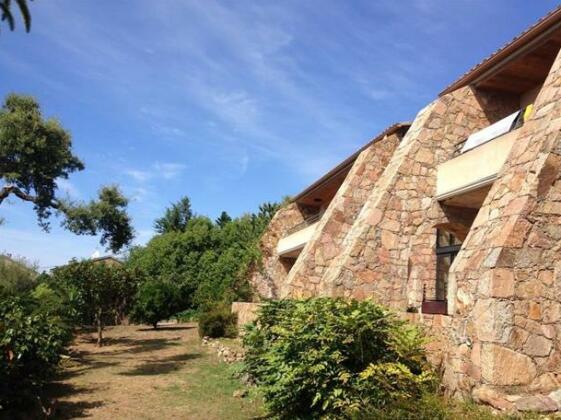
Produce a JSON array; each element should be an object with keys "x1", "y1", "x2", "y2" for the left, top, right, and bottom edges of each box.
[{"x1": 440, "y1": 6, "x2": 561, "y2": 96}]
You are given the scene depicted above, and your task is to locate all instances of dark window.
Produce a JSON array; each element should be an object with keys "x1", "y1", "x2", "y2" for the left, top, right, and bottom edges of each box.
[{"x1": 422, "y1": 230, "x2": 462, "y2": 315}]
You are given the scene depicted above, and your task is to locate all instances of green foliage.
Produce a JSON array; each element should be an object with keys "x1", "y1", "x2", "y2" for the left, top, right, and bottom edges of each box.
[
  {"x1": 353, "y1": 393, "x2": 502, "y2": 420},
  {"x1": 243, "y1": 298, "x2": 435, "y2": 419},
  {"x1": 154, "y1": 196, "x2": 193, "y2": 234},
  {"x1": 130, "y1": 278, "x2": 180, "y2": 328},
  {"x1": 0, "y1": 254, "x2": 37, "y2": 298},
  {"x1": 62, "y1": 186, "x2": 134, "y2": 253},
  {"x1": 198, "y1": 303, "x2": 237, "y2": 338},
  {"x1": 0, "y1": 0, "x2": 32, "y2": 33},
  {"x1": 128, "y1": 199, "x2": 279, "y2": 312},
  {"x1": 0, "y1": 94, "x2": 134, "y2": 252},
  {"x1": 0, "y1": 296, "x2": 71, "y2": 409},
  {"x1": 215, "y1": 211, "x2": 232, "y2": 227},
  {"x1": 49, "y1": 260, "x2": 140, "y2": 344}
]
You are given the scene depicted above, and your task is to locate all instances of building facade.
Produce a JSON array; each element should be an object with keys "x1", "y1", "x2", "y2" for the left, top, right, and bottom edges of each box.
[{"x1": 243, "y1": 7, "x2": 561, "y2": 411}]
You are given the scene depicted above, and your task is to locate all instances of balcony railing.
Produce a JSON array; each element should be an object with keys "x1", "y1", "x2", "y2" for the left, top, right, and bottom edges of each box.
[
  {"x1": 286, "y1": 211, "x2": 323, "y2": 235},
  {"x1": 436, "y1": 128, "x2": 519, "y2": 200}
]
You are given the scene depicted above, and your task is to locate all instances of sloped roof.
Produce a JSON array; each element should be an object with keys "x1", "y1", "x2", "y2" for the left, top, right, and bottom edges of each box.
[
  {"x1": 293, "y1": 122, "x2": 411, "y2": 204},
  {"x1": 440, "y1": 5, "x2": 561, "y2": 96}
]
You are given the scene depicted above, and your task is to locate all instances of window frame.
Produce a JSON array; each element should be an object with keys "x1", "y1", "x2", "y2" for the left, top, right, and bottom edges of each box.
[{"x1": 422, "y1": 229, "x2": 462, "y2": 315}]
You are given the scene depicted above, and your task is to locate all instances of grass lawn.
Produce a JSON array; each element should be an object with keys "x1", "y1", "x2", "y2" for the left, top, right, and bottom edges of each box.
[
  {"x1": 45, "y1": 323, "x2": 264, "y2": 419},
  {"x1": 28, "y1": 322, "x2": 554, "y2": 420}
]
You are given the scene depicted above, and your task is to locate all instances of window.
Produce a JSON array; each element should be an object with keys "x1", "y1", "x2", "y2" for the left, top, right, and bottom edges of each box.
[
  {"x1": 422, "y1": 229, "x2": 462, "y2": 315},
  {"x1": 436, "y1": 231, "x2": 461, "y2": 299}
]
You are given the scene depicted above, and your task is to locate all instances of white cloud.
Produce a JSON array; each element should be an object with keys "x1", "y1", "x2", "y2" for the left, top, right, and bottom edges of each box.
[
  {"x1": 153, "y1": 162, "x2": 187, "y2": 180},
  {"x1": 125, "y1": 169, "x2": 152, "y2": 182},
  {"x1": 125, "y1": 162, "x2": 186, "y2": 183}
]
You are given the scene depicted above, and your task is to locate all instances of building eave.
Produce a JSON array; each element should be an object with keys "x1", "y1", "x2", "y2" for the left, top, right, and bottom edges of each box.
[
  {"x1": 292, "y1": 122, "x2": 411, "y2": 204},
  {"x1": 439, "y1": 5, "x2": 561, "y2": 96}
]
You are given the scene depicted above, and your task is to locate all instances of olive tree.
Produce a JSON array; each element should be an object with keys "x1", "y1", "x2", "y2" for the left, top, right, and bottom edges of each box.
[{"x1": 0, "y1": 94, "x2": 133, "y2": 252}]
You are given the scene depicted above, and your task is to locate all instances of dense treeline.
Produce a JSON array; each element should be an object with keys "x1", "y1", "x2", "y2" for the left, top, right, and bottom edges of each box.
[
  {"x1": 0, "y1": 196, "x2": 280, "y2": 411},
  {"x1": 127, "y1": 197, "x2": 279, "y2": 313}
]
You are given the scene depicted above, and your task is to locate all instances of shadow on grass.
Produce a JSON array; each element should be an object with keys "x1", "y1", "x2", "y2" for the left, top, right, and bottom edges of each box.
[
  {"x1": 58, "y1": 358, "x2": 120, "y2": 381},
  {"x1": 119, "y1": 352, "x2": 202, "y2": 376},
  {"x1": 137, "y1": 325, "x2": 196, "y2": 332},
  {"x1": 78, "y1": 336, "x2": 183, "y2": 355},
  {"x1": 40, "y1": 382, "x2": 104, "y2": 419}
]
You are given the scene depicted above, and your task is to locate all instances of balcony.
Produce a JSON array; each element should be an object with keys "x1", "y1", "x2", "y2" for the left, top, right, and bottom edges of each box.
[
  {"x1": 277, "y1": 216, "x2": 320, "y2": 258},
  {"x1": 436, "y1": 128, "x2": 519, "y2": 207}
]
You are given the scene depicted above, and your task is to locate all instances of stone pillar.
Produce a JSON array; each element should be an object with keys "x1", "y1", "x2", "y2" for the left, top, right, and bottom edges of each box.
[
  {"x1": 281, "y1": 129, "x2": 402, "y2": 298},
  {"x1": 250, "y1": 202, "x2": 312, "y2": 299},
  {"x1": 313, "y1": 85, "x2": 515, "y2": 310},
  {"x1": 445, "y1": 48, "x2": 561, "y2": 401}
]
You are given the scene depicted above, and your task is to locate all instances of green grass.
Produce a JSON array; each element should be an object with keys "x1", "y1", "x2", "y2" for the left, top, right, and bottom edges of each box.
[
  {"x1": 354, "y1": 393, "x2": 555, "y2": 420},
  {"x1": 162, "y1": 360, "x2": 265, "y2": 420}
]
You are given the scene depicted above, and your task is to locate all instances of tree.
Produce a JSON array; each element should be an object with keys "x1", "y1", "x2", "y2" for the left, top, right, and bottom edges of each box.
[
  {"x1": 130, "y1": 278, "x2": 180, "y2": 328},
  {"x1": 0, "y1": 94, "x2": 134, "y2": 252},
  {"x1": 50, "y1": 260, "x2": 139, "y2": 346},
  {"x1": 128, "y1": 201, "x2": 278, "y2": 312},
  {"x1": 215, "y1": 211, "x2": 232, "y2": 227},
  {"x1": 154, "y1": 196, "x2": 193, "y2": 234},
  {"x1": 0, "y1": 254, "x2": 37, "y2": 298},
  {"x1": 0, "y1": 0, "x2": 32, "y2": 33}
]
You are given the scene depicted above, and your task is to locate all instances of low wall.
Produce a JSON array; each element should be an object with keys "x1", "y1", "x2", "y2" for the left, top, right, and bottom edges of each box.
[{"x1": 231, "y1": 302, "x2": 262, "y2": 329}]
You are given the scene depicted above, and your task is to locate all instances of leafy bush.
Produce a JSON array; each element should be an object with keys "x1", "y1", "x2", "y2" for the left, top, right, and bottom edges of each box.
[
  {"x1": 0, "y1": 254, "x2": 38, "y2": 298},
  {"x1": 130, "y1": 278, "x2": 180, "y2": 328},
  {"x1": 353, "y1": 393, "x2": 498, "y2": 420},
  {"x1": 0, "y1": 296, "x2": 71, "y2": 409},
  {"x1": 243, "y1": 298, "x2": 435, "y2": 419},
  {"x1": 198, "y1": 304, "x2": 237, "y2": 338},
  {"x1": 175, "y1": 308, "x2": 199, "y2": 322}
]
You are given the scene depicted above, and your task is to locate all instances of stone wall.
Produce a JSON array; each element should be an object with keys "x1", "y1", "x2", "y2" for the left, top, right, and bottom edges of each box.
[
  {"x1": 288, "y1": 86, "x2": 517, "y2": 310},
  {"x1": 442, "y1": 48, "x2": 561, "y2": 404},
  {"x1": 245, "y1": 42, "x2": 561, "y2": 406},
  {"x1": 249, "y1": 202, "x2": 316, "y2": 299},
  {"x1": 281, "y1": 129, "x2": 403, "y2": 297},
  {"x1": 231, "y1": 301, "x2": 261, "y2": 329}
]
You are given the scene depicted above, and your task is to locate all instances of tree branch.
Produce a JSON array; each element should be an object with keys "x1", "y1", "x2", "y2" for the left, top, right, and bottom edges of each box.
[{"x1": 0, "y1": 185, "x2": 60, "y2": 208}]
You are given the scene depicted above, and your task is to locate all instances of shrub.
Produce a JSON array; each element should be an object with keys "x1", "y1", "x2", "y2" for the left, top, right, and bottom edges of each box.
[
  {"x1": 0, "y1": 254, "x2": 38, "y2": 298},
  {"x1": 130, "y1": 278, "x2": 180, "y2": 328},
  {"x1": 354, "y1": 393, "x2": 498, "y2": 420},
  {"x1": 0, "y1": 296, "x2": 71, "y2": 410},
  {"x1": 243, "y1": 298, "x2": 435, "y2": 419},
  {"x1": 198, "y1": 304, "x2": 237, "y2": 338}
]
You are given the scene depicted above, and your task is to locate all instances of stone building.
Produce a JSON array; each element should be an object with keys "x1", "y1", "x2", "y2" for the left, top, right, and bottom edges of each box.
[{"x1": 239, "y1": 6, "x2": 561, "y2": 411}]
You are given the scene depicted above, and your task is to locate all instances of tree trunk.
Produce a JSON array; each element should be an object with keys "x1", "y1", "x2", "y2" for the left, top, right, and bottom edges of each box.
[
  {"x1": 96, "y1": 309, "x2": 103, "y2": 347},
  {"x1": 153, "y1": 321, "x2": 158, "y2": 329}
]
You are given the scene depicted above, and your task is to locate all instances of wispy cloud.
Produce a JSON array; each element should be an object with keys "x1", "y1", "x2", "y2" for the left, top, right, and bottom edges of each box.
[
  {"x1": 125, "y1": 162, "x2": 186, "y2": 183},
  {"x1": 125, "y1": 169, "x2": 152, "y2": 183},
  {"x1": 154, "y1": 162, "x2": 187, "y2": 180}
]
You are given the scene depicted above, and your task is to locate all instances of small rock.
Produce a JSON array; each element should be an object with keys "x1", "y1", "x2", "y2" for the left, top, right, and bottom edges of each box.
[
  {"x1": 233, "y1": 389, "x2": 248, "y2": 398},
  {"x1": 240, "y1": 373, "x2": 254, "y2": 386},
  {"x1": 548, "y1": 388, "x2": 561, "y2": 406},
  {"x1": 514, "y1": 395, "x2": 558, "y2": 412},
  {"x1": 472, "y1": 386, "x2": 513, "y2": 411}
]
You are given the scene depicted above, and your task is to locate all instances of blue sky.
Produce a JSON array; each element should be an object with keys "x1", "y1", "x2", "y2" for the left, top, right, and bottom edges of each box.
[{"x1": 0, "y1": 0, "x2": 558, "y2": 269}]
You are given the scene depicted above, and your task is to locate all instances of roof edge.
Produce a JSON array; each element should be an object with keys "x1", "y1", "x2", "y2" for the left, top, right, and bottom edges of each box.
[
  {"x1": 439, "y1": 5, "x2": 561, "y2": 97},
  {"x1": 292, "y1": 122, "x2": 411, "y2": 204}
]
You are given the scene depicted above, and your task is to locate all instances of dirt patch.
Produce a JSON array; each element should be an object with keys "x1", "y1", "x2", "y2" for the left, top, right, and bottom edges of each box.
[{"x1": 47, "y1": 323, "x2": 263, "y2": 419}]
